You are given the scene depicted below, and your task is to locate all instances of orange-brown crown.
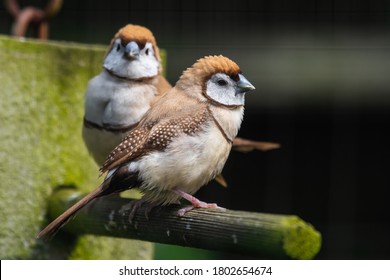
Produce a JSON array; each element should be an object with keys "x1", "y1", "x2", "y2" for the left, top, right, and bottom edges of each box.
[
  {"x1": 107, "y1": 24, "x2": 160, "y2": 61},
  {"x1": 177, "y1": 55, "x2": 241, "y2": 88},
  {"x1": 115, "y1": 24, "x2": 156, "y2": 46}
]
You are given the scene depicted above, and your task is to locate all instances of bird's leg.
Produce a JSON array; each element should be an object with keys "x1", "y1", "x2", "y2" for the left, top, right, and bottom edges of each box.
[
  {"x1": 127, "y1": 199, "x2": 144, "y2": 223},
  {"x1": 119, "y1": 198, "x2": 156, "y2": 223},
  {"x1": 142, "y1": 201, "x2": 158, "y2": 220},
  {"x1": 172, "y1": 188, "x2": 225, "y2": 216}
]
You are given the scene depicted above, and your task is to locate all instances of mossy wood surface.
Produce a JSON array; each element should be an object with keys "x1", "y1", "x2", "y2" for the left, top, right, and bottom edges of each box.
[
  {"x1": 50, "y1": 188, "x2": 322, "y2": 260},
  {"x1": 0, "y1": 35, "x2": 156, "y2": 259}
]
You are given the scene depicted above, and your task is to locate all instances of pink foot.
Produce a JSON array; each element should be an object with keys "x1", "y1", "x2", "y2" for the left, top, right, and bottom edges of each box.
[{"x1": 173, "y1": 189, "x2": 225, "y2": 216}]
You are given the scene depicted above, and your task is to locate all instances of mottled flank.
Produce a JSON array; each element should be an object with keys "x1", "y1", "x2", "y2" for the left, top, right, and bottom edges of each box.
[
  {"x1": 148, "y1": 110, "x2": 209, "y2": 147},
  {"x1": 100, "y1": 126, "x2": 150, "y2": 174},
  {"x1": 100, "y1": 109, "x2": 209, "y2": 174}
]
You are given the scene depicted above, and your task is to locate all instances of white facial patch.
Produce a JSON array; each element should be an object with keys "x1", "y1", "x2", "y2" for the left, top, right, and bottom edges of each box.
[
  {"x1": 205, "y1": 73, "x2": 245, "y2": 106},
  {"x1": 104, "y1": 40, "x2": 159, "y2": 80}
]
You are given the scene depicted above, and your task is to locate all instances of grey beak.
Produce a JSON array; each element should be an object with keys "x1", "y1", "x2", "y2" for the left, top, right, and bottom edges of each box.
[
  {"x1": 236, "y1": 73, "x2": 255, "y2": 93},
  {"x1": 125, "y1": 41, "x2": 140, "y2": 59}
]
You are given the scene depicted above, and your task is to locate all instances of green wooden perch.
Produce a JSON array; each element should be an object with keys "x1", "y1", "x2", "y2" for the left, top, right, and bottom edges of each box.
[{"x1": 47, "y1": 187, "x2": 321, "y2": 259}]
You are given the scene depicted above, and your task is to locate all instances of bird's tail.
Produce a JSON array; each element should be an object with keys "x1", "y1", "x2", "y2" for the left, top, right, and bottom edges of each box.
[
  {"x1": 232, "y1": 137, "x2": 281, "y2": 152},
  {"x1": 37, "y1": 186, "x2": 104, "y2": 239}
]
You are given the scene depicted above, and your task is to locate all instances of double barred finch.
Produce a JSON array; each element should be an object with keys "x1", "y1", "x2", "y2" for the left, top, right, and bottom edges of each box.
[{"x1": 38, "y1": 55, "x2": 255, "y2": 239}]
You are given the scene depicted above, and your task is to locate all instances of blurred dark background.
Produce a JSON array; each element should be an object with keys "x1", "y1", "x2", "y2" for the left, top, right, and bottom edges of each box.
[{"x1": 1, "y1": 0, "x2": 390, "y2": 259}]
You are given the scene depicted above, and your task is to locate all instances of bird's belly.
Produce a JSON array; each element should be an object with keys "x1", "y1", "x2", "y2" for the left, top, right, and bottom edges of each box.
[
  {"x1": 136, "y1": 125, "x2": 231, "y2": 204},
  {"x1": 82, "y1": 126, "x2": 125, "y2": 166}
]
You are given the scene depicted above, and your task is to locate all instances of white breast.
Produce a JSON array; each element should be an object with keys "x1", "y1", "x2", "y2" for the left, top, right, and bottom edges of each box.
[
  {"x1": 84, "y1": 71, "x2": 156, "y2": 127},
  {"x1": 133, "y1": 121, "x2": 232, "y2": 205}
]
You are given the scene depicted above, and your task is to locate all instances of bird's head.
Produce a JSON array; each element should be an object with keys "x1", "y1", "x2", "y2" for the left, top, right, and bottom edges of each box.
[
  {"x1": 176, "y1": 55, "x2": 255, "y2": 107},
  {"x1": 103, "y1": 24, "x2": 161, "y2": 80}
]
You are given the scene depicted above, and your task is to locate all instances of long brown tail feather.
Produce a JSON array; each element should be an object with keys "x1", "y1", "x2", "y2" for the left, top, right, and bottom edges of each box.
[
  {"x1": 37, "y1": 187, "x2": 104, "y2": 239},
  {"x1": 232, "y1": 137, "x2": 281, "y2": 152}
]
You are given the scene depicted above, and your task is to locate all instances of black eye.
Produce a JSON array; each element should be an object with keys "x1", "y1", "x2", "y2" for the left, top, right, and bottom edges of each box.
[
  {"x1": 116, "y1": 43, "x2": 120, "y2": 52},
  {"x1": 217, "y1": 79, "x2": 227, "y2": 86},
  {"x1": 145, "y1": 48, "x2": 149, "y2": 55}
]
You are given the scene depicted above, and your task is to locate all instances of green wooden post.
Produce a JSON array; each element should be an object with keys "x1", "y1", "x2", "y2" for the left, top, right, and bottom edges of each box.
[{"x1": 0, "y1": 35, "x2": 161, "y2": 259}]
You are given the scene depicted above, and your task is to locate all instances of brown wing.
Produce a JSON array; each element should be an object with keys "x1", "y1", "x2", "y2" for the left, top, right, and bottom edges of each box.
[
  {"x1": 100, "y1": 124, "x2": 153, "y2": 175},
  {"x1": 100, "y1": 107, "x2": 210, "y2": 175}
]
